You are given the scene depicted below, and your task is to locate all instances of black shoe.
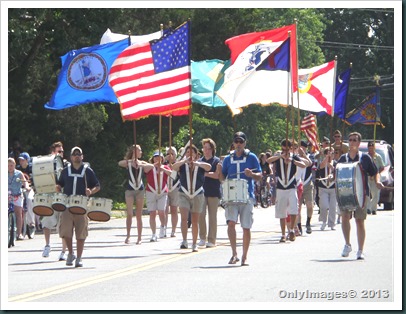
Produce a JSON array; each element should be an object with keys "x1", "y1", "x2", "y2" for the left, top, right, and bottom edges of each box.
[
  {"x1": 187, "y1": 220, "x2": 191, "y2": 228},
  {"x1": 306, "y1": 224, "x2": 312, "y2": 234},
  {"x1": 367, "y1": 209, "x2": 371, "y2": 214}
]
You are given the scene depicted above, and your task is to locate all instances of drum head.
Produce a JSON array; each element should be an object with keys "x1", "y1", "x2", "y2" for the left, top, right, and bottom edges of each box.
[
  {"x1": 33, "y1": 205, "x2": 54, "y2": 217},
  {"x1": 87, "y1": 211, "x2": 111, "y2": 222},
  {"x1": 354, "y1": 164, "x2": 366, "y2": 209}
]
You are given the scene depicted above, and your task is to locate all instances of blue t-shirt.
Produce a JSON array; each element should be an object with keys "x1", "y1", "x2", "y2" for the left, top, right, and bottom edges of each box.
[
  {"x1": 199, "y1": 156, "x2": 221, "y2": 198},
  {"x1": 221, "y1": 151, "x2": 261, "y2": 199}
]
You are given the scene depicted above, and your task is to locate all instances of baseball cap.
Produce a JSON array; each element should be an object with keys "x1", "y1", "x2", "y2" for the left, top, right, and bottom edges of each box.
[
  {"x1": 233, "y1": 131, "x2": 247, "y2": 142},
  {"x1": 300, "y1": 140, "x2": 308, "y2": 148},
  {"x1": 323, "y1": 136, "x2": 330, "y2": 143},
  {"x1": 153, "y1": 151, "x2": 164, "y2": 158},
  {"x1": 70, "y1": 146, "x2": 83, "y2": 155},
  {"x1": 18, "y1": 152, "x2": 30, "y2": 160}
]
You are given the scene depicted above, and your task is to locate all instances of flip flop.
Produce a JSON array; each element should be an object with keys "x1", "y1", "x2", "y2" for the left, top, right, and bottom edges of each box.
[
  {"x1": 125, "y1": 238, "x2": 130, "y2": 244},
  {"x1": 241, "y1": 260, "x2": 249, "y2": 266},
  {"x1": 228, "y1": 256, "x2": 240, "y2": 264}
]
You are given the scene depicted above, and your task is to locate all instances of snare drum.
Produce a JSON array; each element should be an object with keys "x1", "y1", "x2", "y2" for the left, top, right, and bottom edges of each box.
[
  {"x1": 222, "y1": 179, "x2": 249, "y2": 205},
  {"x1": 33, "y1": 193, "x2": 54, "y2": 216},
  {"x1": 87, "y1": 198, "x2": 112, "y2": 222},
  {"x1": 32, "y1": 155, "x2": 63, "y2": 194},
  {"x1": 52, "y1": 193, "x2": 67, "y2": 212},
  {"x1": 67, "y1": 195, "x2": 88, "y2": 215},
  {"x1": 335, "y1": 162, "x2": 366, "y2": 211}
]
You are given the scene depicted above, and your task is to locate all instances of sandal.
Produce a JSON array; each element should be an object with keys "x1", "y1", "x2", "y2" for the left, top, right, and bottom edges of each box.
[
  {"x1": 279, "y1": 236, "x2": 286, "y2": 243},
  {"x1": 125, "y1": 237, "x2": 130, "y2": 244},
  {"x1": 228, "y1": 256, "x2": 240, "y2": 264}
]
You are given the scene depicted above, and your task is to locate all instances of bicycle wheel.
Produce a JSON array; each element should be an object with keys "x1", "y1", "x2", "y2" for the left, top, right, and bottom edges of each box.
[
  {"x1": 8, "y1": 212, "x2": 15, "y2": 248},
  {"x1": 260, "y1": 187, "x2": 269, "y2": 208}
]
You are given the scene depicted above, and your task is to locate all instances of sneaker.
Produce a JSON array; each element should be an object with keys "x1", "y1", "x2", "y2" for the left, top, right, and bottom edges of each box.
[
  {"x1": 320, "y1": 222, "x2": 327, "y2": 231},
  {"x1": 306, "y1": 224, "x2": 312, "y2": 234},
  {"x1": 42, "y1": 245, "x2": 51, "y2": 258},
  {"x1": 150, "y1": 234, "x2": 157, "y2": 242},
  {"x1": 58, "y1": 251, "x2": 66, "y2": 261},
  {"x1": 206, "y1": 242, "x2": 216, "y2": 248},
  {"x1": 356, "y1": 250, "x2": 365, "y2": 260},
  {"x1": 372, "y1": 211, "x2": 377, "y2": 215},
  {"x1": 75, "y1": 258, "x2": 83, "y2": 267},
  {"x1": 330, "y1": 225, "x2": 336, "y2": 231},
  {"x1": 66, "y1": 253, "x2": 76, "y2": 266},
  {"x1": 198, "y1": 239, "x2": 206, "y2": 247},
  {"x1": 341, "y1": 244, "x2": 352, "y2": 257},
  {"x1": 367, "y1": 209, "x2": 371, "y2": 214},
  {"x1": 159, "y1": 226, "x2": 166, "y2": 238},
  {"x1": 288, "y1": 231, "x2": 296, "y2": 242},
  {"x1": 192, "y1": 244, "x2": 198, "y2": 252},
  {"x1": 180, "y1": 240, "x2": 188, "y2": 249}
]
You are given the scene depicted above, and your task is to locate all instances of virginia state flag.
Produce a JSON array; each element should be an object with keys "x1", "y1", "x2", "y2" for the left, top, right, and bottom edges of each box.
[
  {"x1": 191, "y1": 59, "x2": 229, "y2": 107},
  {"x1": 345, "y1": 91, "x2": 383, "y2": 126},
  {"x1": 217, "y1": 37, "x2": 291, "y2": 115},
  {"x1": 44, "y1": 39, "x2": 128, "y2": 110},
  {"x1": 334, "y1": 68, "x2": 351, "y2": 119}
]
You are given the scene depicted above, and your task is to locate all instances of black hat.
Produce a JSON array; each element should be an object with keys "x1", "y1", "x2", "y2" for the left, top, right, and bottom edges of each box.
[
  {"x1": 233, "y1": 131, "x2": 247, "y2": 142},
  {"x1": 300, "y1": 140, "x2": 308, "y2": 148}
]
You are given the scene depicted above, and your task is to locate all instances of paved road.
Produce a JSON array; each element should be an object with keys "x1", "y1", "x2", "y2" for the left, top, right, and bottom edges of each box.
[{"x1": 5, "y1": 204, "x2": 400, "y2": 310}]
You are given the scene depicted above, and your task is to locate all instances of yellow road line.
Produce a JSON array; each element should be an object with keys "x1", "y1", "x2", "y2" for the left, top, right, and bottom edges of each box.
[{"x1": 9, "y1": 230, "x2": 274, "y2": 302}]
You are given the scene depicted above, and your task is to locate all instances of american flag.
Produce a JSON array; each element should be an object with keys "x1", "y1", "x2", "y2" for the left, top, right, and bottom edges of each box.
[
  {"x1": 300, "y1": 114, "x2": 319, "y2": 151},
  {"x1": 109, "y1": 22, "x2": 191, "y2": 121}
]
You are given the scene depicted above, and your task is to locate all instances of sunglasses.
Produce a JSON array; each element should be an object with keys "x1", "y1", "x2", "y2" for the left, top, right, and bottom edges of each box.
[
  {"x1": 348, "y1": 138, "x2": 358, "y2": 142},
  {"x1": 234, "y1": 139, "x2": 245, "y2": 144},
  {"x1": 334, "y1": 135, "x2": 341, "y2": 138},
  {"x1": 72, "y1": 153, "x2": 82, "y2": 156},
  {"x1": 57, "y1": 150, "x2": 64, "y2": 153}
]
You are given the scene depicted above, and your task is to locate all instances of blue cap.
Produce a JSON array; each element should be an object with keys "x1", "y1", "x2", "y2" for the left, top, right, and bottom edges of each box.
[{"x1": 18, "y1": 152, "x2": 30, "y2": 160}]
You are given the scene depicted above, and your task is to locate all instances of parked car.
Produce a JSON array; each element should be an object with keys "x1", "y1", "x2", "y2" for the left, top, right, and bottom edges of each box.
[{"x1": 359, "y1": 140, "x2": 394, "y2": 210}]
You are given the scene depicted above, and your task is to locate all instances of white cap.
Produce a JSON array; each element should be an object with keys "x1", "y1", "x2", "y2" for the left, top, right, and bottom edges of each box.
[{"x1": 70, "y1": 146, "x2": 83, "y2": 155}]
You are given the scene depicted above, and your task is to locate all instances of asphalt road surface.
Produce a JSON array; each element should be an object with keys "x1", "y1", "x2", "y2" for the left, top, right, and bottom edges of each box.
[{"x1": 4, "y1": 204, "x2": 400, "y2": 311}]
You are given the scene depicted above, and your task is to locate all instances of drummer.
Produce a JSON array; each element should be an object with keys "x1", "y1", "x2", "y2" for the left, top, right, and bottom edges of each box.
[
  {"x1": 56, "y1": 146, "x2": 100, "y2": 267},
  {"x1": 336, "y1": 132, "x2": 383, "y2": 260},
  {"x1": 218, "y1": 132, "x2": 262, "y2": 266},
  {"x1": 40, "y1": 141, "x2": 68, "y2": 261}
]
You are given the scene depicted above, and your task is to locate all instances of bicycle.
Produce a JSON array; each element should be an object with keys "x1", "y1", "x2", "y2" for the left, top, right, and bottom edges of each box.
[
  {"x1": 255, "y1": 175, "x2": 271, "y2": 208},
  {"x1": 8, "y1": 191, "x2": 16, "y2": 248},
  {"x1": 21, "y1": 189, "x2": 35, "y2": 239}
]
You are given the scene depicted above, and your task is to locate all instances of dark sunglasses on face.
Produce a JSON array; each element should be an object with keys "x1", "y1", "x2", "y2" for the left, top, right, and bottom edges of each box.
[
  {"x1": 348, "y1": 138, "x2": 358, "y2": 142},
  {"x1": 57, "y1": 150, "x2": 64, "y2": 153},
  {"x1": 234, "y1": 139, "x2": 244, "y2": 144},
  {"x1": 72, "y1": 153, "x2": 82, "y2": 156},
  {"x1": 334, "y1": 135, "x2": 341, "y2": 138}
]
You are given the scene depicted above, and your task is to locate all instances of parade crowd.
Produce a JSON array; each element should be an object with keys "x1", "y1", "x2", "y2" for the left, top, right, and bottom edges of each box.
[{"x1": 8, "y1": 130, "x2": 384, "y2": 267}]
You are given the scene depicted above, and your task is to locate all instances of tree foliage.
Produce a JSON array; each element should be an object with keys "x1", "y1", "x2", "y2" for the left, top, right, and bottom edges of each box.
[{"x1": 7, "y1": 8, "x2": 395, "y2": 202}]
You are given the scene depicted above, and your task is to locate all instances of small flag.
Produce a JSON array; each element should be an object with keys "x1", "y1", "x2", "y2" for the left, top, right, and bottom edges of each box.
[{"x1": 300, "y1": 114, "x2": 320, "y2": 151}]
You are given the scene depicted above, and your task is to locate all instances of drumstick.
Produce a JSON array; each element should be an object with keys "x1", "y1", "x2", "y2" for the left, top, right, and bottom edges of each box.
[{"x1": 229, "y1": 168, "x2": 257, "y2": 176}]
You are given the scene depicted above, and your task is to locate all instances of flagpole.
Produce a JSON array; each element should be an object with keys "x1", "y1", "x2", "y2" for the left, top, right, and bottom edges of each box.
[
  {"x1": 342, "y1": 62, "x2": 352, "y2": 138},
  {"x1": 294, "y1": 19, "x2": 301, "y2": 146},
  {"x1": 373, "y1": 74, "x2": 380, "y2": 144},
  {"x1": 188, "y1": 18, "x2": 193, "y2": 195}
]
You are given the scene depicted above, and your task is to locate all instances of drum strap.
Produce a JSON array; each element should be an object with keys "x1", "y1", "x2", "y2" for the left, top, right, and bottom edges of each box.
[
  {"x1": 345, "y1": 151, "x2": 362, "y2": 163},
  {"x1": 128, "y1": 161, "x2": 143, "y2": 190},
  {"x1": 180, "y1": 164, "x2": 203, "y2": 198},
  {"x1": 277, "y1": 158, "x2": 295, "y2": 188},
  {"x1": 67, "y1": 164, "x2": 88, "y2": 195},
  {"x1": 320, "y1": 167, "x2": 335, "y2": 188},
  {"x1": 147, "y1": 167, "x2": 167, "y2": 195},
  {"x1": 230, "y1": 155, "x2": 247, "y2": 179}
]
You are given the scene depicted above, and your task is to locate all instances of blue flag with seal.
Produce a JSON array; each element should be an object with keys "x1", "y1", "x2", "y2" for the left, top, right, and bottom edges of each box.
[
  {"x1": 191, "y1": 59, "x2": 230, "y2": 107},
  {"x1": 345, "y1": 90, "x2": 384, "y2": 127},
  {"x1": 44, "y1": 38, "x2": 128, "y2": 110}
]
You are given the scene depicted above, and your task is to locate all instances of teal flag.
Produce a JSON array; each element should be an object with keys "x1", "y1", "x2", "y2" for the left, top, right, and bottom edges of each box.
[{"x1": 191, "y1": 59, "x2": 230, "y2": 107}]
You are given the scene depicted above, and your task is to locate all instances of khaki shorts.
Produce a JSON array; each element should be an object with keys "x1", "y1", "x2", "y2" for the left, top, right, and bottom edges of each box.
[
  {"x1": 59, "y1": 210, "x2": 89, "y2": 239},
  {"x1": 167, "y1": 189, "x2": 179, "y2": 207},
  {"x1": 300, "y1": 181, "x2": 314, "y2": 204},
  {"x1": 125, "y1": 189, "x2": 145, "y2": 201},
  {"x1": 178, "y1": 192, "x2": 205, "y2": 213},
  {"x1": 340, "y1": 206, "x2": 367, "y2": 220},
  {"x1": 145, "y1": 191, "x2": 167, "y2": 211}
]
